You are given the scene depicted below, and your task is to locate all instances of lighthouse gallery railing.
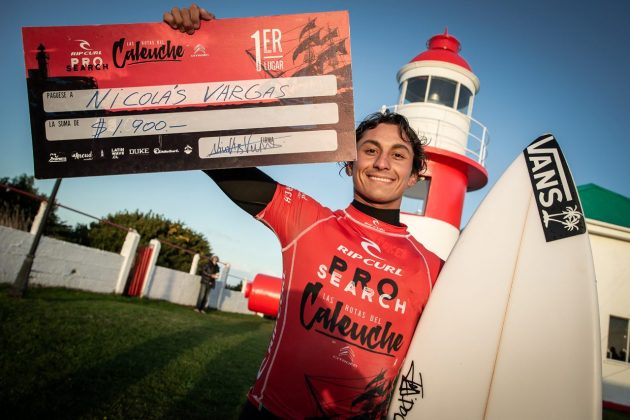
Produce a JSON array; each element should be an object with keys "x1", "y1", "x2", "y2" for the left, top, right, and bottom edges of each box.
[{"x1": 379, "y1": 104, "x2": 489, "y2": 167}]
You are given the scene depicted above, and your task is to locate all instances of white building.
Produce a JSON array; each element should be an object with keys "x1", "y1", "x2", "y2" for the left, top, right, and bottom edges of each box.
[{"x1": 580, "y1": 183, "x2": 630, "y2": 412}]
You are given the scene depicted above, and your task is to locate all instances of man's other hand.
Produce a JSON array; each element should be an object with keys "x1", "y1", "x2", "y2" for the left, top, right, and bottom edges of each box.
[{"x1": 163, "y1": 4, "x2": 215, "y2": 35}]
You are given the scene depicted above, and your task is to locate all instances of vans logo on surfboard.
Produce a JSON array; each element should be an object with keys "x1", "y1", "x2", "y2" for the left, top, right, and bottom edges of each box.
[{"x1": 523, "y1": 134, "x2": 586, "y2": 242}]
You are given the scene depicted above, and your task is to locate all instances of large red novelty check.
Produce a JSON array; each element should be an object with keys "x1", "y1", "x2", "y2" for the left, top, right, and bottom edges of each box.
[{"x1": 22, "y1": 12, "x2": 354, "y2": 179}]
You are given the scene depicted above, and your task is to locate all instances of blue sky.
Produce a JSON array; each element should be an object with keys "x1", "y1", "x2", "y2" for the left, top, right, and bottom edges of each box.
[{"x1": 2, "y1": 0, "x2": 628, "y2": 281}]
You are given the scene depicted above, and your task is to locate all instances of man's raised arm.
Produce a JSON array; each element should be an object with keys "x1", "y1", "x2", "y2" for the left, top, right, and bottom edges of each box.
[{"x1": 163, "y1": 5, "x2": 278, "y2": 215}]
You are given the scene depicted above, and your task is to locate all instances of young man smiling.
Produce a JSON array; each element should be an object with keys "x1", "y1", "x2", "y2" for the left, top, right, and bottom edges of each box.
[
  {"x1": 349, "y1": 122, "x2": 424, "y2": 210},
  {"x1": 164, "y1": 6, "x2": 443, "y2": 418}
]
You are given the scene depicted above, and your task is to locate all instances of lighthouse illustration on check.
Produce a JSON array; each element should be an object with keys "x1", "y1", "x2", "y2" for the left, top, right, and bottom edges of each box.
[
  {"x1": 245, "y1": 30, "x2": 489, "y2": 315},
  {"x1": 394, "y1": 29, "x2": 489, "y2": 260}
]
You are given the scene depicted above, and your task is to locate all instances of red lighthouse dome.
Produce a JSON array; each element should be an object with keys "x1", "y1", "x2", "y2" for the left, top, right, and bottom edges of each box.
[{"x1": 410, "y1": 30, "x2": 472, "y2": 71}]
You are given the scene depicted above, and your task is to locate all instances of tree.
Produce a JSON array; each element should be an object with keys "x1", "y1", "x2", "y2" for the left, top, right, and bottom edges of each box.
[
  {"x1": 88, "y1": 210, "x2": 212, "y2": 271},
  {"x1": 0, "y1": 174, "x2": 41, "y2": 230},
  {"x1": 0, "y1": 174, "x2": 74, "y2": 240},
  {"x1": 1, "y1": 175, "x2": 213, "y2": 271}
]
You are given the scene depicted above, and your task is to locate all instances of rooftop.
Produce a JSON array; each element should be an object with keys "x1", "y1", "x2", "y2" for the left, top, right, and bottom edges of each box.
[{"x1": 578, "y1": 184, "x2": 630, "y2": 228}]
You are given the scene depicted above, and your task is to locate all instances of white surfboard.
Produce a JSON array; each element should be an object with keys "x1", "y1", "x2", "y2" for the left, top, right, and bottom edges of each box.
[{"x1": 388, "y1": 135, "x2": 601, "y2": 420}]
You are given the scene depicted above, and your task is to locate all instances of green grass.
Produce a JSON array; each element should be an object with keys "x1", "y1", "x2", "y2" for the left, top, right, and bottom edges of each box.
[
  {"x1": 1, "y1": 285, "x2": 629, "y2": 420},
  {"x1": 0, "y1": 285, "x2": 273, "y2": 419}
]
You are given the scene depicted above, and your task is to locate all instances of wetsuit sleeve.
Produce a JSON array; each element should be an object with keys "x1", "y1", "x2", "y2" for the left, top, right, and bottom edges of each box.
[{"x1": 203, "y1": 168, "x2": 277, "y2": 216}]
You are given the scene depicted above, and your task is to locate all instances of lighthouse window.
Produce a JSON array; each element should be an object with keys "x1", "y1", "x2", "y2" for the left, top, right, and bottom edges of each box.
[
  {"x1": 607, "y1": 315, "x2": 629, "y2": 363},
  {"x1": 404, "y1": 76, "x2": 429, "y2": 104},
  {"x1": 427, "y1": 77, "x2": 456, "y2": 108},
  {"x1": 457, "y1": 85, "x2": 473, "y2": 115}
]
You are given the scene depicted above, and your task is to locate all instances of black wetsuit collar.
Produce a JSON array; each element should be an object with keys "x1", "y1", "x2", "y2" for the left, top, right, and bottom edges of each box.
[{"x1": 350, "y1": 200, "x2": 401, "y2": 227}]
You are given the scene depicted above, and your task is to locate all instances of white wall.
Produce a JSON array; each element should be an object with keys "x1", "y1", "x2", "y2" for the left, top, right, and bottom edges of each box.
[
  {"x1": 0, "y1": 225, "x2": 30, "y2": 283},
  {"x1": 143, "y1": 265, "x2": 200, "y2": 306},
  {"x1": 1, "y1": 225, "x2": 256, "y2": 316},
  {"x1": 143, "y1": 267, "x2": 252, "y2": 315},
  {"x1": 209, "y1": 281, "x2": 250, "y2": 314},
  {"x1": 0, "y1": 225, "x2": 122, "y2": 293}
]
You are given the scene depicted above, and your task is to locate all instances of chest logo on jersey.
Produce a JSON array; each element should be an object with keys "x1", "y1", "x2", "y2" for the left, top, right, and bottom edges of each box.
[
  {"x1": 317, "y1": 254, "x2": 407, "y2": 315},
  {"x1": 301, "y1": 282, "x2": 405, "y2": 356},
  {"x1": 360, "y1": 237, "x2": 384, "y2": 260},
  {"x1": 333, "y1": 345, "x2": 358, "y2": 368},
  {"x1": 337, "y1": 242, "x2": 402, "y2": 276}
]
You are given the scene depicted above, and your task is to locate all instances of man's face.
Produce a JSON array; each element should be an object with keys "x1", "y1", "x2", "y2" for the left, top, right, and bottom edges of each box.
[{"x1": 347, "y1": 123, "x2": 418, "y2": 210}]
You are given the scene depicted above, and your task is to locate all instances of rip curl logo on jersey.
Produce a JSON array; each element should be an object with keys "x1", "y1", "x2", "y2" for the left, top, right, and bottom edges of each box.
[
  {"x1": 361, "y1": 237, "x2": 384, "y2": 260},
  {"x1": 335, "y1": 244, "x2": 403, "y2": 277},
  {"x1": 523, "y1": 134, "x2": 586, "y2": 242},
  {"x1": 363, "y1": 218, "x2": 385, "y2": 231}
]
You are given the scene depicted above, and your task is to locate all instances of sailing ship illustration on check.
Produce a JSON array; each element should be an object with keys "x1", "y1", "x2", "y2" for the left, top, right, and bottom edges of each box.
[{"x1": 246, "y1": 17, "x2": 351, "y2": 89}]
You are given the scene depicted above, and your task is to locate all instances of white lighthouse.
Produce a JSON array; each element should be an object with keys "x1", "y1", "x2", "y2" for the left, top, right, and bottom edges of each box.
[{"x1": 393, "y1": 30, "x2": 489, "y2": 260}]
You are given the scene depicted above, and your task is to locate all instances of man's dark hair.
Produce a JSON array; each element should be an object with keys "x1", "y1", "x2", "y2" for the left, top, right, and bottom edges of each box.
[{"x1": 346, "y1": 111, "x2": 428, "y2": 175}]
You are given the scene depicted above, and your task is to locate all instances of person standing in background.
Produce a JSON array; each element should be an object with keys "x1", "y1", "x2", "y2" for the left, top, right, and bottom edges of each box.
[{"x1": 195, "y1": 255, "x2": 220, "y2": 313}]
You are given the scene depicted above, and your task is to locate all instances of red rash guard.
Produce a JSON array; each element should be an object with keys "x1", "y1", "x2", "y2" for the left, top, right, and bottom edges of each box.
[{"x1": 248, "y1": 184, "x2": 441, "y2": 418}]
